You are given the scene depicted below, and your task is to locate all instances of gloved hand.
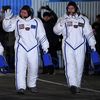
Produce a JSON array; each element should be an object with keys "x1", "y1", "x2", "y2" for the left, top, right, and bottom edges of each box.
[
  {"x1": 41, "y1": 6, "x2": 46, "y2": 9},
  {"x1": 4, "y1": 9, "x2": 13, "y2": 19},
  {"x1": 60, "y1": 19, "x2": 67, "y2": 26},
  {"x1": 43, "y1": 49, "x2": 48, "y2": 53},
  {"x1": 45, "y1": 5, "x2": 51, "y2": 11},
  {"x1": 91, "y1": 46, "x2": 96, "y2": 51}
]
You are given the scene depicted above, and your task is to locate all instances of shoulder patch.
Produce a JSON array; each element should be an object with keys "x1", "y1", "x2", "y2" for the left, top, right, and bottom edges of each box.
[
  {"x1": 31, "y1": 25, "x2": 36, "y2": 29},
  {"x1": 78, "y1": 22, "x2": 84, "y2": 27}
]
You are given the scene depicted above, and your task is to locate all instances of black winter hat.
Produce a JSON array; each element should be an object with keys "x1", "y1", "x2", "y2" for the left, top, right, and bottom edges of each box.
[{"x1": 43, "y1": 12, "x2": 51, "y2": 17}]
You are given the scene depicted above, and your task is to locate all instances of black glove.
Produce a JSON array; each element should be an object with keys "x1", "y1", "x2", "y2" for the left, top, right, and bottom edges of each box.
[
  {"x1": 41, "y1": 6, "x2": 46, "y2": 9},
  {"x1": 40, "y1": 5, "x2": 51, "y2": 11},
  {"x1": 45, "y1": 5, "x2": 52, "y2": 11}
]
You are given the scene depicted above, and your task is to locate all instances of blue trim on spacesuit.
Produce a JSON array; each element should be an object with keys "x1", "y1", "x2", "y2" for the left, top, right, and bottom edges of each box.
[
  {"x1": 34, "y1": 19, "x2": 38, "y2": 42},
  {"x1": 88, "y1": 34, "x2": 94, "y2": 41},
  {"x1": 34, "y1": 19, "x2": 48, "y2": 47},
  {"x1": 15, "y1": 43, "x2": 19, "y2": 90},
  {"x1": 40, "y1": 36, "x2": 46, "y2": 43},
  {"x1": 40, "y1": 35, "x2": 47, "y2": 45},
  {"x1": 15, "y1": 20, "x2": 21, "y2": 90},
  {"x1": 16, "y1": 45, "x2": 19, "y2": 90},
  {"x1": 65, "y1": 39, "x2": 85, "y2": 50},
  {"x1": 18, "y1": 42, "x2": 38, "y2": 52},
  {"x1": 34, "y1": 19, "x2": 47, "y2": 46},
  {"x1": 81, "y1": 17, "x2": 95, "y2": 45},
  {"x1": 64, "y1": 42, "x2": 69, "y2": 86},
  {"x1": 81, "y1": 17, "x2": 85, "y2": 25},
  {"x1": 34, "y1": 19, "x2": 48, "y2": 50},
  {"x1": 85, "y1": 32, "x2": 94, "y2": 42},
  {"x1": 16, "y1": 19, "x2": 38, "y2": 52}
]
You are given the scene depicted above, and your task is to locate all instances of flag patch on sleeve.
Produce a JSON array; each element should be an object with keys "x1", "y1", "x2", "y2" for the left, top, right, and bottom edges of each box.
[{"x1": 31, "y1": 25, "x2": 36, "y2": 29}]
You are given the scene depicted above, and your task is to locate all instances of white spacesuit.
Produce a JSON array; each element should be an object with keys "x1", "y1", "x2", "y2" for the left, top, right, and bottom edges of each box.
[
  {"x1": 53, "y1": 1, "x2": 96, "y2": 94},
  {"x1": 3, "y1": 6, "x2": 49, "y2": 93}
]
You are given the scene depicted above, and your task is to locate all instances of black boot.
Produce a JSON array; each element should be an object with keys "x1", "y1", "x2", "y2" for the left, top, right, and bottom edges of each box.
[
  {"x1": 41, "y1": 67, "x2": 48, "y2": 74},
  {"x1": 28, "y1": 87, "x2": 38, "y2": 93},
  {"x1": 48, "y1": 65, "x2": 54, "y2": 75},
  {"x1": 69, "y1": 86, "x2": 77, "y2": 94},
  {"x1": 17, "y1": 89, "x2": 25, "y2": 95}
]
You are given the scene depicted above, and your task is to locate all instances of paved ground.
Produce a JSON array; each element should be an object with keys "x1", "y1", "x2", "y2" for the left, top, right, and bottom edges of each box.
[{"x1": 0, "y1": 69, "x2": 100, "y2": 100}]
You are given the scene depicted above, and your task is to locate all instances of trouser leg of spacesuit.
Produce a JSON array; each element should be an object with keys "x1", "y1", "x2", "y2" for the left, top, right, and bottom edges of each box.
[
  {"x1": 15, "y1": 45, "x2": 27, "y2": 90},
  {"x1": 75, "y1": 44, "x2": 86, "y2": 87},
  {"x1": 27, "y1": 48, "x2": 38, "y2": 88},
  {"x1": 63, "y1": 43, "x2": 77, "y2": 87},
  {"x1": 63, "y1": 42, "x2": 86, "y2": 87}
]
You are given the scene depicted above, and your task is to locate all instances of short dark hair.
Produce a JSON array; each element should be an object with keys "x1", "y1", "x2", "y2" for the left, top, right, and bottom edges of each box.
[
  {"x1": 96, "y1": 14, "x2": 100, "y2": 19},
  {"x1": 66, "y1": 1, "x2": 80, "y2": 15},
  {"x1": 2, "y1": 5, "x2": 11, "y2": 12},
  {"x1": 20, "y1": 5, "x2": 34, "y2": 18}
]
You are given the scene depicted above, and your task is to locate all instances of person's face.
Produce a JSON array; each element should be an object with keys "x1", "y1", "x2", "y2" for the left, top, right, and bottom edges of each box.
[
  {"x1": 67, "y1": 5, "x2": 76, "y2": 15},
  {"x1": 96, "y1": 17, "x2": 100, "y2": 23},
  {"x1": 43, "y1": 16, "x2": 51, "y2": 22},
  {"x1": 20, "y1": 9, "x2": 28, "y2": 18}
]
